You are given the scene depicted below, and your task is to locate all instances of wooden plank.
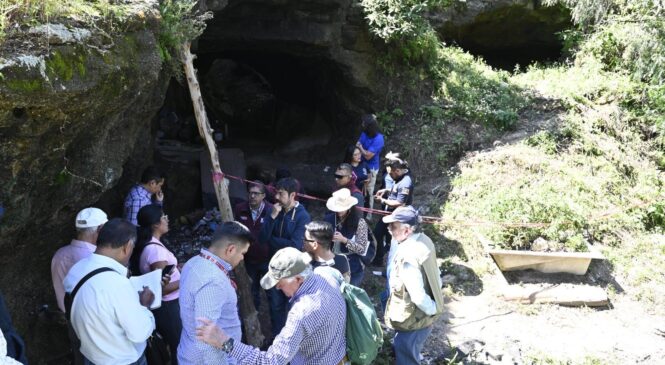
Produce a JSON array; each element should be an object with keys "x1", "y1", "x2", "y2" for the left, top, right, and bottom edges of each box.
[
  {"x1": 502, "y1": 284, "x2": 609, "y2": 307},
  {"x1": 180, "y1": 43, "x2": 265, "y2": 348}
]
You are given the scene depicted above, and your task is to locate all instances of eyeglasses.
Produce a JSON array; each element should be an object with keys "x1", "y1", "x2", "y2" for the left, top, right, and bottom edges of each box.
[
  {"x1": 248, "y1": 191, "x2": 265, "y2": 196},
  {"x1": 334, "y1": 174, "x2": 349, "y2": 179}
]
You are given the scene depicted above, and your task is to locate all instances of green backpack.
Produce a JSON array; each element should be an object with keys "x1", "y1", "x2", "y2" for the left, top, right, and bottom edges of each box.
[{"x1": 341, "y1": 282, "x2": 383, "y2": 365}]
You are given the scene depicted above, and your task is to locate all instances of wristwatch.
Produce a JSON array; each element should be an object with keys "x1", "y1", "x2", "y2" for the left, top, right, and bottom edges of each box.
[{"x1": 221, "y1": 337, "x2": 234, "y2": 353}]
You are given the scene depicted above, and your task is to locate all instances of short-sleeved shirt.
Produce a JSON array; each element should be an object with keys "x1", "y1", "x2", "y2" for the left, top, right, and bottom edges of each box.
[
  {"x1": 352, "y1": 162, "x2": 369, "y2": 190},
  {"x1": 139, "y1": 238, "x2": 181, "y2": 301},
  {"x1": 358, "y1": 132, "x2": 385, "y2": 170},
  {"x1": 387, "y1": 173, "x2": 413, "y2": 209},
  {"x1": 310, "y1": 255, "x2": 350, "y2": 279}
]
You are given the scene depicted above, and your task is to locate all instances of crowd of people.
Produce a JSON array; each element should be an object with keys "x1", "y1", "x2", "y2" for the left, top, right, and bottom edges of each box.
[{"x1": 39, "y1": 114, "x2": 446, "y2": 365}]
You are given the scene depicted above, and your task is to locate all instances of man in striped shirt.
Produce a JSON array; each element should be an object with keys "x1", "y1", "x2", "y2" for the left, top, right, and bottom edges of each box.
[{"x1": 196, "y1": 247, "x2": 347, "y2": 365}]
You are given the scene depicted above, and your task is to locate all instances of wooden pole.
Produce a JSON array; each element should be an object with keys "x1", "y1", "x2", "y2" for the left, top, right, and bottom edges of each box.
[{"x1": 180, "y1": 42, "x2": 265, "y2": 347}]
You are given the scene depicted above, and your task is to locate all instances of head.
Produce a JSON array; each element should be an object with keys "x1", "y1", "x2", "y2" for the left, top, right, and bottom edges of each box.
[
  {"x1": 140, "y1": 166, "x2": 165, "y2": 194},
  {"x1": 326, "y1": 188, "x2": 359, "y2": 220},
  {"x1": 383, "y1": 206, "x2": 420, "y2": 243},
  {"x1": 95, "y1": 218, "x2": 137, "y2": 267},
  {"x1": 206, "y1": 221, "x2": 253, "y2": 268},
  {"x1": 361, "y1": 114, "x2": 379, "y2": 137},
  {"x1": 247, "y1": 181, "x2": 267, "y2": 209},
  {"x1": 344, "y1": 145, "x2": 362, "y2": 164},
  {"x1": 334, "y1": 163, "x2": 354, "y2": 188},
  {"x1": 137, "y1": 204, "x2": 169, "y2": 239},
  {"x1": 386, "y1": 157, "x2": 408, "y2": 180},
  {"x1": 274, "y1": 177, "x2": 299, "y2": 208},
  {"x1": 303, "y1": 221, "x2": 334, "y2": 256},
  {"x1": 261, "y1": 247, "x2": 313, "y2": 297},
  {"x1": 75, "y1": 207, "x2": 108, "y2": 244}
]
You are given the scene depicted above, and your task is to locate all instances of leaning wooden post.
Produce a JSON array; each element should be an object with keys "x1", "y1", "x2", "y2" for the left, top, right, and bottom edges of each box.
[{"x1": 180, "y1": 42, "x2": 265, "y2": 347}]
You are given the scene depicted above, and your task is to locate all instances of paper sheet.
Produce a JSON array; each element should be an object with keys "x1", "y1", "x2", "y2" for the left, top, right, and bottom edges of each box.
[{"x1": 129, "y1": 269, "x2": 163, "y2": 310}]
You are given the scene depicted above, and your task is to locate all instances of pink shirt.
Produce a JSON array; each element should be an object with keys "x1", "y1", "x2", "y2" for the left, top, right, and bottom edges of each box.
[
  {"x1": 51, "y1": 239, "x2": 96, "y2": 312},
  {"x1": 139, "y1": 237, "x2": 180, "y2": 301}
]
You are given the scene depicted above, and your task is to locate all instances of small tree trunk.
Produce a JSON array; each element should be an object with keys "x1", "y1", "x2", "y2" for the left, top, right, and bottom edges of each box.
[{"x1": 180, "y1": 42, "x2": 265, "y2": 347}]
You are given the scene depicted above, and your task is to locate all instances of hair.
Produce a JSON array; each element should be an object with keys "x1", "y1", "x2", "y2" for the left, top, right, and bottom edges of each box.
[
  {"x1": 386, "y1": 157, "x2": 408, "y2": 169},
  {"x1": 305, "y1": 221, "x2": 333, "y2": 250},
  {"x1": 207, "y1": 221, "x2": 253, "y2": 249},
  {"x1": 340, "y1": 206, "x2": 362, "y2": 235},
  {"x1": 76, "y1": 226, "x2": 98, "y2": 237},
  {"x1": 136, "y1": 204, "x2": 163, "y2": 247},
  {"x1": 336, "y1": 163, "x2": 353, "y2": 176},
  {"x1": 247, "y1": 180, "x2": 266, "y2": 194},
  {"x1": 362, "y1": 114, "x2": 379, "y2": 137},
  {"x1": 275, "y1": 168, "x2": 292, "y2": 181},
  {"x1": 97, "y1": 218, "x2": 137, "y2": 249},
  {"x1": 343, "y1": 145, "x2": 361, "y2": 164},
  {"x1": 274, "y1": 177, "x2": 299, "y2": 195},
  {"x1": 140, "y1": 166, "x2": 165, "y2": 184}
]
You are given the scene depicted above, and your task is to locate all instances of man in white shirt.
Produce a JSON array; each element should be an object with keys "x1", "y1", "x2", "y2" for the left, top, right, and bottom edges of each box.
[
  {"x1": 383, "y1": 206, "x2": 444, "y2": 365},
  {"x1": 64, "y1": 218, "x2": 156, "y2": 365}
]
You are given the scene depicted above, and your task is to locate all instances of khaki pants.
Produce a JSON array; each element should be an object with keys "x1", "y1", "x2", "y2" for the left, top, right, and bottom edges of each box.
[{"x1": 366, "y1": 169, "x2": 378, "y2": 217}]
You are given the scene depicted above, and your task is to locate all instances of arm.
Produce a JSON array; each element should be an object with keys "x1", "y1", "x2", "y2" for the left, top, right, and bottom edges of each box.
[
  {"x1": 149, "y1": 261, "x2": 180, "y2": 295},
  {"x1": 268, "y1": 210, "x2": 310, "y2": 251},
  {"x1": 194, "y1": 280, "x2": 228, "y2": 364},
  {"x1": 115, "y1": 281, "x2": 155, "y2": 343},
  {"x1": 380, "y1": 183, "x2": 411, "y2": 208},
  {"x1": 401, "y1": 261, "x2": 437, "y2": 315},
  {"x1": 344, "y1": 218, "x2": 369, "y2": 255},
  {"x1": 259, "y1": 215, "x2": 277, "y2": 245}
]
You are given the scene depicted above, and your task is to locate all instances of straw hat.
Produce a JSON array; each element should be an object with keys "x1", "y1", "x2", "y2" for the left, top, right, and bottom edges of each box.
[{"x1": 326, "y1": 188, "x2": 359, "y2": 212}]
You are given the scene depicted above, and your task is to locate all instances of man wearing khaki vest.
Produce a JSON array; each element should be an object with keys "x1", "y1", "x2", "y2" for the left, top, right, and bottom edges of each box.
[{"x1": 383, "y1": 206, "x2": 444, "y2": 365}]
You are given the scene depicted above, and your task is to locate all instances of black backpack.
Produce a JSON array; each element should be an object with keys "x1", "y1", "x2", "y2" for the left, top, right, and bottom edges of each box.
[{"x1": 129, "y1": 241, "x2": 161, "y2": 276}]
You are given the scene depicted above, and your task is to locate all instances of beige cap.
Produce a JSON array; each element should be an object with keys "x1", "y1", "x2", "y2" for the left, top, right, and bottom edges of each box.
[{"x1": 260, "y1": 247, "x2": 312, "y2": 289}]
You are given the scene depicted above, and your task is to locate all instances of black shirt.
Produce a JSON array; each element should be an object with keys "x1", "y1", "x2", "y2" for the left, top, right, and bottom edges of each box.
[{"x1": 311, "y1": 254, "x2": 350, "y2": 278}]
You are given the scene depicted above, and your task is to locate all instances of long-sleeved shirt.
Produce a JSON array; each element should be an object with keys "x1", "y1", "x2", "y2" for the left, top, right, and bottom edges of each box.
[
  {"x1": 230, "y1": 272, "x2": 346, "y2": 365},
  {"x1": 259, "y1": 202, "x2": 311, "y2": 254},
  {"x1": 63, "y1": 254, "x2": 155, "y2": 365},
  {"x1": 123, "y1": 184, "x2": 161, "y2": 225},
  {"x1": 389, "y1": 234, "x2": 440, "y2": 316},
  {"x1": 178, "y1": 249, "x2": 241, "y2": 365},
  {"x1": 51, "y1": 239, "x2": 96, "y2": 312}
]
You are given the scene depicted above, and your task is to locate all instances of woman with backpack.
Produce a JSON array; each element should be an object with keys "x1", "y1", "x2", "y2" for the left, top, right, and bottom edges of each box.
[
  {"x1": 325, "y1": 188, "x2": 374, "y2": 286},
  {"x1": 134, "y1": 204, "x2": 182, "y2": 364}
]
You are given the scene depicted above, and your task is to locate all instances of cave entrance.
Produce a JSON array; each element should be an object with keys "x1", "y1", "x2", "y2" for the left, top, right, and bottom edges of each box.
[
  {"x1": 439, "y1": 5, "x2": 573, "y2": 71},
  {"x1": 151, "y1": 51, "x2": 362, "y2": 217}
]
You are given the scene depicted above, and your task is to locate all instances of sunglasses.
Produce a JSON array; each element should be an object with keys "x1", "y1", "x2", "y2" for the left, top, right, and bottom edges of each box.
[{"x1": 334, "y1": 174, "x2": 348, "y2": 179}]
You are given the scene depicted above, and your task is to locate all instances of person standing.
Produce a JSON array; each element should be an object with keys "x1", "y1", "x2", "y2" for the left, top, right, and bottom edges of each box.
[
  {"x1": 303, "y1": 221, "x2": 351, "y2": 282},
  {"x1": 134, "y1": 204, "x2": 182, "y2": 364},
  {"x1": 52, "y1": 208, "x2": 108, "y2": 313},
  {"x1": 343, "y1": 145, "x2": 369, "y2": 194},
  {"x1": 195, "y1": 247, "x2": 347, "y2": 365},
  {"x1": 124, "y1": 166, "x2": 166, "y2": 226},
  {"x1": 332, "y1": 163, "x2": 365, "y2": 208},
  {"x1": 233, "y1": 181, "x2": 273, "y2": 309},
  {"x1": 356, "y1": 114, "x2": 385, "y2": 218},
  {"x1": 259, "y1": 177, "x2": 311, "y2": 337},
  {"x1": 63, "y1": 219, "x2": 156, "y2": 365},
  {"x1": 383, "y1": 207, "x2": 444, "y2": 365},
  {"x1": 324, "y1": 188, "x2": 371, "y2": 286},
  {"x1": 373, "y1": 154, "x2": 413, "y2": 265},
  {"x1": 178, "y1": 221, "x2": 252, "y2": 365}
]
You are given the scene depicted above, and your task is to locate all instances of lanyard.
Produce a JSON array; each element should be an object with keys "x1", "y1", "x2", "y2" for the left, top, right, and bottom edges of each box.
[{"x1": 199, "y1": 253, "x2": 237, "y2": 291}]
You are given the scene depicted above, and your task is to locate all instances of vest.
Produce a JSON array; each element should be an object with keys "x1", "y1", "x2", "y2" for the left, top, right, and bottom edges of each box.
[{"x1": 385, "y1": 233, "x2": 444, "y2": 331}]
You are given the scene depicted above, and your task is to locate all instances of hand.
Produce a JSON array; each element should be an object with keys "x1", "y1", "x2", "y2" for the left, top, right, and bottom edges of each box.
[
  {"x1": 356, "y1": 141, "x2": 362, "y2": 149},
  {"x1": 374, "y1": 189, "x2": 386, "y2": 199},
  {"x1": 161, "y1": 274, "x2": 171, "y2": 288},
  {"x1": 155, "y1": 190, "x2": 164, "y2": 202},
  {"x1": 196, "y1": 317, "x2": 229, "y2": 349},
  {"x1": 271, "y1": 203, "x2": 283, "y2": 219},
  {"x1": 374, "y1": 195, "x2": 384, "y2": 202},
  {"x1": 333, "y1": 231, "x2": 347, "y2": 245},
  {"x1": 139, "y1": 286, "x2": 155, "y2": 308}
]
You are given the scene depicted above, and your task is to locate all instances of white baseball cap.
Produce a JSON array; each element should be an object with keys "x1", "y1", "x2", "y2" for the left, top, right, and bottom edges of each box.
[{"x1": 75, "y1": 208, "x2": 108, "y2": 228}]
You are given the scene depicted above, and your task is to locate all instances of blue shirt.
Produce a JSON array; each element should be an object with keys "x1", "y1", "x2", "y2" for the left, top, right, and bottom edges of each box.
[
  {"x1": 230, "y1": 272, "x2": 346, "y2": 365},
  {"x1": 178, "y1": 249, "x2": 241, "y2": 365},
  {"x1": 358, "y1": 132, "x2": 385, "y2": 170}
]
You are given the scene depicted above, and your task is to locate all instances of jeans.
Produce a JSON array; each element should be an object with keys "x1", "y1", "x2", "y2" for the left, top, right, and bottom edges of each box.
[
  {"x1": 245, "y1": 262, "x2": 269, "y2": 309},
  {"x1": 393, "y1": 326, "x2": 433, "y2": 365},
  {"x1": 269, "y1": 287, "x2": 288, "y2": 337},
  {"x1": 84, "y1": 354, "x2": 147, "y2": 365},
  {"x1": 153, "y1": 299, "x2": 182, "y2": 364},
  {"x1": 373, "y1": 219, "x2": 390, "y2": 265},
  {"x1": 348, "y1": 255, "x2": 365, "y2": 287}
]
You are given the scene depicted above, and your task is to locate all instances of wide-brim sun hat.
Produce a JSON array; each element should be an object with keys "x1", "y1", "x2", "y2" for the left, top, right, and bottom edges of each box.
[{"x1": 326, "y1": 188, "x2": 359, "y2": 212}]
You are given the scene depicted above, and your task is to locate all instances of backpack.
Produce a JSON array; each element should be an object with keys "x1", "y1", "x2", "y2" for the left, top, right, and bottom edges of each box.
[
  {"x1": 341, "y1": 282, "x2": 383, "y2": 365},
  {"x1": 129, "y1": 241, "x2": 160, "y2": 276},
  {"x1": 359, "y1": 220, "x2": 377, "y2": 266}
]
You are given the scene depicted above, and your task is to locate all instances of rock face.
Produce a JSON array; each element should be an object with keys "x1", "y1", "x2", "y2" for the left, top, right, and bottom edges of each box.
[{"x1": 0, "y1": 5, "x2": 168, "y2": 359}]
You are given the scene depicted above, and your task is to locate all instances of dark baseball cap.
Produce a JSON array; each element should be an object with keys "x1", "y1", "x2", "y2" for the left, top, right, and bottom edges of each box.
[{"x1": 382, "y1": 206, "x2": 419, "y2": 225}]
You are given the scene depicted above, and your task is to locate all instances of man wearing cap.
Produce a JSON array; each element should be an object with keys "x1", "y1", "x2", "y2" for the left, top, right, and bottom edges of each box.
[
  {"x1": 383, "y1": 206, "x2": 444, "y2": 365},
  {"x1": 51, "y1": 207, "x2": 108, "y2": 313},
  {"x1": 196, "y1": 247, "x2": 347, "y2": 365}
]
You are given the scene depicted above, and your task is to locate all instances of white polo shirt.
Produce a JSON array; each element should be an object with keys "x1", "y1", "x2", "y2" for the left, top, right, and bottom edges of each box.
[{"x1": 64, "y1": 254, "x2": 155, "y2": 365}]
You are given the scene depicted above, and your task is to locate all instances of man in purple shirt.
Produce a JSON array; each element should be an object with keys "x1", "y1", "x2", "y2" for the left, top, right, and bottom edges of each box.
[
  {"x1": 195, "y1": 247, "x2": 347, "y2": 365},
  {"x1": 123, "y1": 166, "x2": 165, "y2": 225},
  {"x1": 356, "y1": 114, "x2": 385, "y2": 218}
]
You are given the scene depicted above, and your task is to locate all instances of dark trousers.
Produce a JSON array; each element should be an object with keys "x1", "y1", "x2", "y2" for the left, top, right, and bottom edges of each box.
[
  {"x1": 152, "y1": 299, "x2": 182, "y2": 364},
  {"x1": 373, "y1": 219, "x2": 390, "y2": 265},
  {"x1": 348, "y1": 255, "x2": 365, "y2": 287},
  {"x1": 68, "y1": 321, "x2": 84, "y2": 365},
  {"x1": 245, "y1": 262, "x2": 269, "y2": 309},
  {"x1": 268, "y1": 288, "x2": 288, "y2": 337}
]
